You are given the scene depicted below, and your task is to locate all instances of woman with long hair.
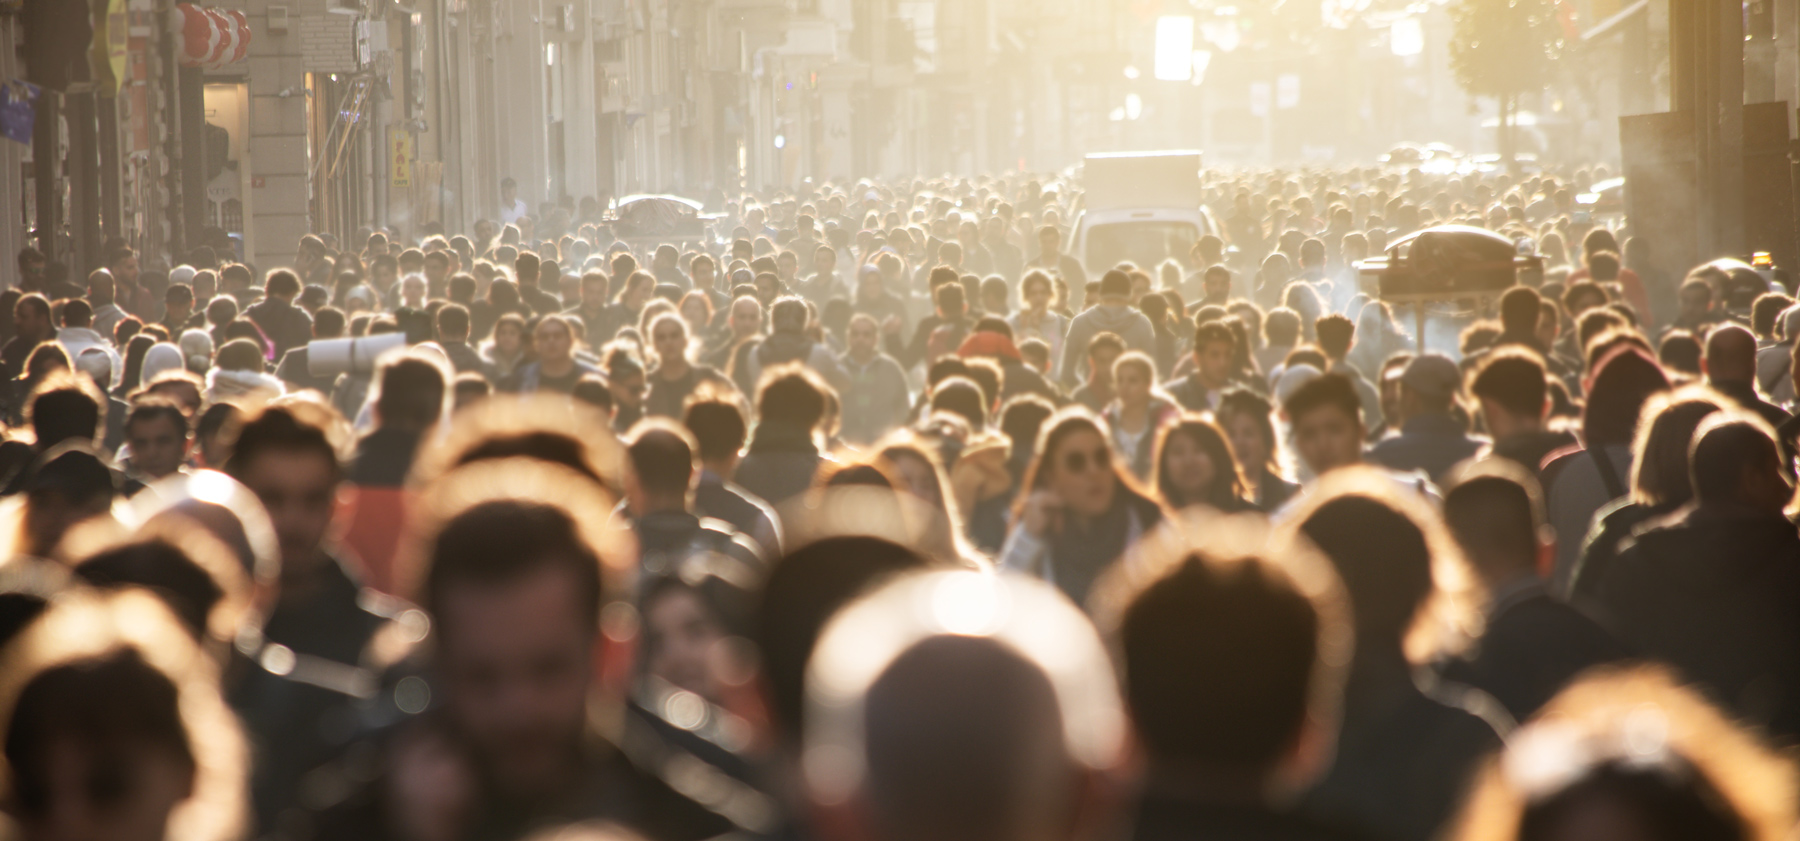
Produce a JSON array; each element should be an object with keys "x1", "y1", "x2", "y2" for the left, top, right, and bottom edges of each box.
[
  {"x1": 999, "y1": 408, "x2": 1168, "y2": 603},
  {"x1": 1215, "y1": 388, "x2": 1300, "y2": 510},
  {"x1": 1153, "y1": 415, "x2": 1258, "y2": 513},
  {"x1": 482, "y1": 313, "x2": 528, "y2": 381}
]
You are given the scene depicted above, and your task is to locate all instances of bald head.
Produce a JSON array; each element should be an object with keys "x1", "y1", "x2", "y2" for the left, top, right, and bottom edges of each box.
[
  {"x1": 1704, "y1": 324, "x2": 1758, "y2": 385},
  {"x1": 861, "y1": 635, "x2": 1074, "y2": 841}
]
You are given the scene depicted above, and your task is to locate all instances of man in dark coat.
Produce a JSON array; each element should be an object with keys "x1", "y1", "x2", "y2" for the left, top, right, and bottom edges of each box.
[{"x1": 1604, "y1": 413, "x2": 1800, "y2": 740}]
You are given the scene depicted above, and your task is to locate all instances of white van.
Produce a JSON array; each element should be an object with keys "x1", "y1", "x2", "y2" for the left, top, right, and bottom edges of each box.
[{"x1": 1071, "y1": 151, "x2": 1217, "y2": 276}]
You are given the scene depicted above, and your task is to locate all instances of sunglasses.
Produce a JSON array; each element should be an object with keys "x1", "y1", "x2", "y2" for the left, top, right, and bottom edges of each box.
[{"x1": 1061, "y1": 446, "x2": 1112, "y2": 474}]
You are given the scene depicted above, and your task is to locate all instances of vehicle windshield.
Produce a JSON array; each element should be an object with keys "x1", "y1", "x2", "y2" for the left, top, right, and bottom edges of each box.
[{"x1": 1084, "y1": 221, "x2": 1199, "y2": 273}]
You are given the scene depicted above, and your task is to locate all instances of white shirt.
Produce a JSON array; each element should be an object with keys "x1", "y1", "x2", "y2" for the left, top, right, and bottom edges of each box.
[{"x1": 500, "y1": 197, "x2": 528, "y2": 226}]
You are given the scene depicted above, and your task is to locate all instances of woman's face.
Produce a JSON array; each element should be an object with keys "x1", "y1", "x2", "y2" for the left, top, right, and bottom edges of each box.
[
  {"x1": 496, "y1": 323, "x2": 522, "y2": 353},
  {"x1": 1116, "y1": 364, "x2": 1151, "y2": 408},
  {"x1": 1162, "y1": 431, "x2": 1217, "y2": 500},
  {"x1": 755, "y1": 276, "x2": 778, "y2": 302},
  {"x1": 1048, "y1": 428, "x2": 1116, "y2": 518},
  {"x1": 1222, "y1": 412, "x2": 1268, "y2": 476},
  {"x1": 653, "y1": 320, "x2": 688, "y2": 366},
  {"x1": 680, "y1": 299, "x2": 709, "y2": 331},
  {"x1": 624, "y1": 278, "x2": 654, "y2": 311},
  {"x1": 1024, "y1": 280, "x2": 1051, "y2": 311}
]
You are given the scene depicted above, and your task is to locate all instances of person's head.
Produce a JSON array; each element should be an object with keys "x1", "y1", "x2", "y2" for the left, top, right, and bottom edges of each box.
[
  {"x1": 1689, "y1": 413, "x2": 1791, "y2": 513},
  {"x1": 1092, "y1": 514, "x2": 1347, "y2": 795},
  {"x1": 1442, "y1": 461, "x2": 1549, "y2": 589},
  {"x1": 28, "y1": 372, "x2": 105, "y2": 451},
  {"x1": 1470, "y1": 348, "x2": 1549, "y2": 441},
  {"x1": 1398, "y1": 353, "x2": 1461, "y2": 419},
  {"x1": 771, "y1": 296, "x2": 810, "y2": 336},
  {"x1": 533, "y1": 315, "x2": 575, "y2": 365},
  {"x1": 375, "y1": 355, "x2": 447, "y2": 432},
  {"x1": 1021, "y1": 270, "x2": 1054, "y2": 311},
  {"x1": 603, "y1": 345, "x2": 646, "y2": 411},
  {"x1": 934, "y1": 282, "x2": 966, "y2": 320},
  {"x1": 60, "y1": 298, "x2": 93, "y2": 330},
  {"x1": 1562, "y1": 281, "x2": 1609, "y2": 318},
  {"x1": 264, "y1": 269, "x2": 301, "y2": 301},
  {"x1": 1450, "y1": 666, "x2": 1797, "y2": 841},
  {"x1": 1263, "y1": 308, "x2": 1301, "y2": 348},
  {"x1": 1583, "y1": 346, "x2": 1672, "y2": 448},
  {"x1": 1702, "y1": 323, "x2": 1757, "y2": 387},
  {"x1": 1021, "y1": 410, "x2": 1132, "y2": 519},
  {"x1": 1585, "y1": 249, "x2": 1622, "y2": 282},
  {"x1": 125, "y1": 399, "x2": 192, "y2": 480},
  {"x1": 1099, "y1": 269, "x2": 1131, "y2": 302},
  {"x1": 1659, "y1": 330, "x2": 1703, "y2": 376},
  {"x1": 1, "y1": 592, "x2": 247, "y2": 841},
  {"x1": 648, "y1": 313, "x2": 691, "y2": 370},
  {"x1": 1202, "y1": 265, "x2": 1232, "y2": 303},
  {"x1": 729, "y1": 296, "x2": 763, "y2": 339},
  {"x1": 1112, "y1": 352, "x2": 1156, "y2": 409},
  {"x1": 1292, "y1": 472, "x2": 1467, "y2": 660},
  {"x1": 1084, "y1": 332, "x2": 1125, "y2": 385},
  {"x1": 1313, "y1": 314, "x2": 1354, "y2": 362},
  {"x1": 1677, "y1": 278, "x2": 1714, "y2": 322},
  {"x1": 1153, "y1": 416, "x2": 1248, "y2": 510},
  {"x1": 86, "y1": 269, "x2": 116, "y2": 306},
  {"x1": 929, "y1": 376, "x2": 988, "y2": 433},
  {"x1": 625, "y1": 421, "x2": 699, "y2": 515},
  {"x1": 1037, "y1": 224, "x2": 1062, "y2": 255},
  {"x1": 224, "y1": 407, "x2": 342, "y2": 571},
  {"x1": 1499, "y1": 286, "x2": 1542, "y2": 338},
  {"x1": 1283, "y1": 374, "x2": 1364, "y2": 476},
  {"x1": 420, "y1": 492, "x2": 607, "y2": 799},
  {"x1": 683, "y1": 398, "x2": 747, "y2": 473},
  {"x1": 1216, "y1": 389, "x2": 1280, "y2": 479},
  {"x1": 14, "y1": 293, "x2": 51, "y2": 339},
  {"x1": 106, "y1": 247, "x2": 140, "y2": 287},
  {"x1": 757, "y1": 364, "x2": 829, "y2": 435},
  {"x1": 803, "y1": 571, "x2": 1125, "y2": 841},
  {"x1": 435, "y1": 303, "x2": 470, "y2": 344},
  {"x1": 1628, "y1": 387, "x2": 1727, "y2": 508}
]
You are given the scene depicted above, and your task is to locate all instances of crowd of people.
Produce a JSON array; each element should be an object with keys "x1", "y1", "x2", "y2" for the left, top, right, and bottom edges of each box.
[{"x1": 1, "y1": 160, "x2": 1798, "y2": 841}]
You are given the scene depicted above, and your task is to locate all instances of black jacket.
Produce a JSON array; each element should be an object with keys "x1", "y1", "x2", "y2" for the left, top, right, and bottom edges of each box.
[{"x1": 1437, "y1": 580, "x2": 1630, "y2": 721}]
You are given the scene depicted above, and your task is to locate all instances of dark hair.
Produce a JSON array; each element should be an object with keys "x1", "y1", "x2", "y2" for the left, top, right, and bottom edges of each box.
[
  {"x1": 930, "y1": 376, "x2": 988, "y2": 432},
  {"x1": 125, "y1": 398, "x2": 190, "y2": 440},
  {"x1": 1110, "y1": 544, "x2": 1324, "y2": 773},
  {"x1": 627, "y1": 422, "x2": 698, "y2": 498},
  {"x1": 1659, "y1": 330, "x2": 1703, "y2": 375},
  {"x1": 1264, "y1": 308, "x2": 1301, "y2": 347},
  {"x1": 757, "y1": 364, "x2": 828, "y2": 431},
  {"x1": 1087, "y1": 331, "x2": 1125, "y2": 358},
  {"x1": 1299, "y1": 494, "x2": 1432, "y2": 646},
  {"x1": 225, "y1": 406, "x2": 341, "y2": 482},
  {"x1": 1216, "y1": 389, "x2": 1281, "y2": 475},
  {"x1": 684, "y1": 399, "x2": 747, "y2": 463},
  {"x1": 1562, "y1": 281, "x2": 1608, "y2": 313},
  {"x1": 1690, "y1": 417, "x2": 1780, "y2": 506},
  {"x1": 1100, "y1": 269, "x2": 1131, "y2": 298},
  {"x1": 1470, "y1": 348, "x2": 1548, "y2": 419},
  {"x1": 376, "y1": 357, "x2": 446, "y2": 429},
  {"x1": 1444, "y1": 470, "x2": 1542, "y2": 575},
  {"x1": 1153, "y1": 416, "x2": 1249, "y2": 510},
  {"x1": 753, "y1": 536, "x2": 932, "y2": 742},
  {"x1": 28, "y1": 373, "x2": 104, "y2": 449},
  {"x1": 1282, "y1": 373, "x2": 1362, "y2": 425},
  {"x1": 1314, "y1": 314, "x2": 1354, "y2": 360},
  {"x1": 1583, "y1": 347, "x2": 1670, "y2": 447},
  {"x1": 1500, "y1": 286, "x2": 1542, "y2": 336},
  {"x1": 436, "y1": 303, "x2": 471, "y2": 339},
  {"x1": 265, "y1": 269, "x2": 301, "y2": 298},
  {"x1": 1586, "y1": 251, "x2": 1622, "y2": 282},
  {"x1": 4, "y1": 649, "x2": 195, "y2": 819},
  {"x1": 74, "y1": 541, "x2": 222, "y2": 639},
  {"x1": 424, "y1": 500, "x2": 604, "y2": 634}
]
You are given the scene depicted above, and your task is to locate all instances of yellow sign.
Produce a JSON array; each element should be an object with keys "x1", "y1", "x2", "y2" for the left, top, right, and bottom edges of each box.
[{"x1": 391, "y1": 131, "x2": 412, "y2": 187}]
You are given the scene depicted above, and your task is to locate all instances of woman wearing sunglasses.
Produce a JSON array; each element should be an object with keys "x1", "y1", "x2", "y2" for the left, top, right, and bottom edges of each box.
[
  {"x1": 1152, "y1": 415, "x2": 1261, "y2": 513},
  {"x1": 998, "y1": 408, "x2": 1168, "y2": 603}
]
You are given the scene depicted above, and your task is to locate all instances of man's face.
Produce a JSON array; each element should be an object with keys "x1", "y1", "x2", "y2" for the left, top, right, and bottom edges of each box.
[
  {"x1": 438, "y1": 566, "x2": 593, "y2": 799},
  {"x1": 848, "y1": 318, "x2": 879, "y2": 357},
  {"x1": 534, "y1": 320, "x2": 573, "y2": 363},
  {"x1": 402, "y1": 276, "x2": 426, "y2": 305},
  {"x1": 502, "y1": 184, "x2": 518, "y2": 203},
  {"x1": 1038, "y1": 230, "x2": 1059, "y2": 256},
  {"x1": 111, "y1": 255, "x2": 140, "y2": 286},
  {"x1": 693, "y1": 263, "x2": 715, "y2": 290},
  {"x1": 1089, "y1": 348, "x2": 1122, "y2": 384},
  {"x1": 1204, "y1": 273, "x2": 1231, "y2": 302},
  {"x1": 238, "y1": 449, "x2": 338, "y2": 571},
  {"x1": 1197, "y1": 340, "x2": 1234, "y2": 387},
  {"x1": 777, "y1": 253, "x2": 798, "y2": 280},
  {"x1": 1024, "y1": 281, "x2": 1051, "y2": 311},
  {"x1": 730, "y1": 300, "x2": 762, "y2": 337},
  {"x1": 126, "y1": 416, "x2": 189, "y2": 480},
  {"x1": 20, "y1": 255, "x2": 45, "y2": 282},
  {"x1": 425, "y1": 256, "x2": 450, "y2": 283},
  {"x1": 1680, "y1": 289, "x2": 1711, "y2": 321},
  {"x1": 814, "y1": 250, "x2": 835, "y2": 274},
  {"x1": 1292, "y1": 405, "x2": 1364, "y2": 476}
]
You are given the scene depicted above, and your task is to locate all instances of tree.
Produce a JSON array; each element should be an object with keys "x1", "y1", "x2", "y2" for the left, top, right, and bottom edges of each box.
[{"x1": 1448, "y1": 0, "x2": 1565, "y2": 169}]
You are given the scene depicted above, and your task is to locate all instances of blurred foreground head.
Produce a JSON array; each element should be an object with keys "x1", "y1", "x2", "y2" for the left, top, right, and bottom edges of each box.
[
  {"x1": 803, "y1": 571, "x2": 1126, "y2": 841},
  {"x1": 1092, "y1": 510, "x2": 1350, "y2": 801},
  {"x1": 0, "y1": 590, "x2": 248, "y2": 841},
  {"x1": 1451, "y1": 666, "x2": 1797, "y2": 841}
]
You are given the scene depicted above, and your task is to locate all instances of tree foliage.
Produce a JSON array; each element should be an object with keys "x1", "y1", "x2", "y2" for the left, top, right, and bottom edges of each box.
[{"x1": 1448, "y1": 0, "x2": 1565, "y2": 101}]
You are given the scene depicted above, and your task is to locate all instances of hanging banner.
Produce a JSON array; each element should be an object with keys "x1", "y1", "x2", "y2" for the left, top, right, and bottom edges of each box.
[
  {"x1": 90, "y1": 0, "x2": 129, "y2": 94},
  {"x1": 0, "y1": 79, "x2": 41, "y2": 146},
  {"x1": 390, "y1": 130, "x2": 412, "y2": 187}
]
